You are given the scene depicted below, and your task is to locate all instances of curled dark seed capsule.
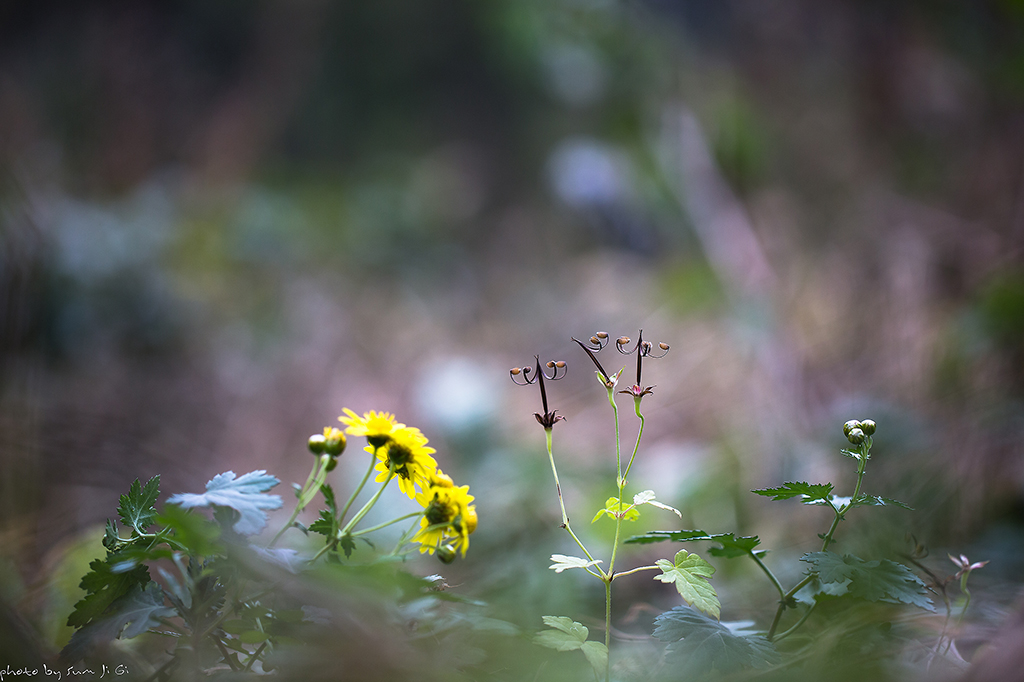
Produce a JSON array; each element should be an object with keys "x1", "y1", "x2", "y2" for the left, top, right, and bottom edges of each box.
[
  {"x1": 659, "y1": 342, "x2": 669, "y2": 351},
  {"x1": 555, "y1": 361, "x2": 566, "y2": 368},
  {"x1": 641, "y1": 341, "x2": 653, "y2": 354},
  {"x1": 590, "y1": 336, "x2": 600, "y2": 345},
  {"x1": 546, "y1": 361, "x2": 555, "y2": 368},
  {"x1": 510, "y1": 367, "x2": 521, "y2": 376},
  {"x1": 596, "y1": 331, "x2": 608, "y2": 339},
  {"x1": 617, "y1": 336, "x2": 630, "y2": 346},
  {"x1": 523, "y1": 366, "x2": 532, "y2": 373}
]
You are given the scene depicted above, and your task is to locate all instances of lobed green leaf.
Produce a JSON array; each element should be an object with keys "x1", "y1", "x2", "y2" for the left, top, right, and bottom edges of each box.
[
  {"x1": 653, "y1": 606, "x2": 779, "y2": 675},
  {"x1": 117, "y1": 476, "x2": 161, "y2": 536},
  {"x1": 751, "y1": 481, "x2": 834, "y2": 503},
  {"x1": 624, "y1": 530, "x2": 760, "y2": 559},
  {"x1": 801, "y1": 551, "x2": 933, "y2": 610},
  {"x1": 654, "y1": 550, "x2": 720, "y2": 619}
]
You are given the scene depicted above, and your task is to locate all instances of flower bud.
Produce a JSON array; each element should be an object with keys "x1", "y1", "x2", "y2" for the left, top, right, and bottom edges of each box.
[
  {"x1": 843, "y1": 420, "x2": 861, "y2": 437},
  {"x1": 325, "y1": 458, "x2": 338, "y2": 472},
  {"x1": 859, "y1": 419, "x2": 876, "y2": 436},
  {"x1": 847, "y1": 428, "x2": 865, "y2": 445},
  {"x1": 436, "y1": 544, "x2": 457, "y2": 564},
  {"x1": 308, "y1": 433, "x2": 327, "y2": 455},
  {"x1": 323, "y1": 428, "x2": 347, "y2": 457}
]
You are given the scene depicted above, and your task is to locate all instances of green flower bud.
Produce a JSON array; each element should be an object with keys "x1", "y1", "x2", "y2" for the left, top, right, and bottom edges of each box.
[
  {"x1": 323, "y1": 428, "x2": 347, "y2": 457},
  {"x1": 308, "y1": 433, "x2": 327, "y2": 454},
  {"x1": 843, "y1": 420, "x2": 861, "y2": 437},
  {"x1": 325, "y1": 458, "x2": 338, "y2": 472},
  {"x1": 859, "y1": 419, "x2": 876, "y2": 436},
  {"x1": 847, "y1": 428, "x2": 865, "y2": 445},
  {"x1": 436, "y1": 544, "x2": 457, "y2": 564}
]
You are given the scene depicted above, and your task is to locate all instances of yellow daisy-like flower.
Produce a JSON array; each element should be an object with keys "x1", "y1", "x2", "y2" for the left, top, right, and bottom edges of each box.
[
  {"x1": 339, "y1": 408, "x2": 404, "y2": 448},
  {"x1": 369, "y1": 426, "x2": 438, "y2": 499},
  {"x1": 415, "y1": 476, "x2": 477, "y2": 557}
]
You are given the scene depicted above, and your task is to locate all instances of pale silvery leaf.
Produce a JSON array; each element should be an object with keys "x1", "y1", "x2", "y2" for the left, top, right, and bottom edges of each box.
[
  {"x1": 549, "y1": 554, "x2": 603, "y2": 573},
  {"x1": 167, "y1": 470, "x2": 283, "y2": 536},
  {"x1": 633, "y1": 490, "x2": 682, "y2": 517}
]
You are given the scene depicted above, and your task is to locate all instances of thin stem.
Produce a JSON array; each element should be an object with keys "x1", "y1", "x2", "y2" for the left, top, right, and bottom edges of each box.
[
  {"x1": 610, "y1": 565, "x2": 661, "y2": 579},
  {"x1": 338, "y1": 447, "x2": 379, "y2": 526},
  {"x1": 604, "y1": 579, "x2": 612, "y2": 682},
  {"x1": 621, "y1": 404, "x2": 645, "y2": 485},
  {"x1": 545, "y1": 428, "x2": 596, "y2": 563},
  {"x1": 269, "y1": 455, "x2": 329, "y2": 548},
  {"x1": 351, "y1": 511, "x2": 424, "y2": 537},
  {"x1": 391, "y1": 516, "x2": 424, "y2": 555},
  {"x1": 767, "y1": 574, "x2": 815, "y2": 640},
  {"x1": 212, "y1": 635, "x2": 241, "y2": 672},
  {"x1": 243, "y1": 642, "x2": 268, "y2": 673},
  {"x1": 609, "y1": 388, "x2": 621, "y2": 481},
  {"x1": 773, "y1": 602, "x2": 817, "y2": 641},
  {"x1": 340, "y1": 463, "x2": 396, "y2": 535},
  {"x1": 750, "y1": 551, "x2": 786, "y2": 601}
]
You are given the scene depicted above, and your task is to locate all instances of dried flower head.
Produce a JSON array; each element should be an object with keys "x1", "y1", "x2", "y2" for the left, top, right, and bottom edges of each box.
[{"x1": 510, "y1": 356, "x2": 567, "y2": 429}]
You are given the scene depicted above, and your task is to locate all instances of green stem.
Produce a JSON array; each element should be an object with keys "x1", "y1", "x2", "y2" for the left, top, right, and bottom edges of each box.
[
  {"x1": 243, "y1": 642, "x2": 267, "y2": 673},
  {"x1": 269, "y1": 455, "x2": 329, "y2": 548},
  {"x1": 609, "y1": 387, "x2": 621, "y2": 482},
  {"x1": 545, "y1": 428, "x2": 596, "y2": 563},
  {"x1": 352, "y1": 511, "x2": 424, "y2": 537},
  {"x1": 621, "y1": 403, "x2": 645, "y2": 485},
  {"x1": 604, "y1": 578, "x2": 612, "y2": 682},
  {"x1": 610, "y1": 565, "x2": 660, "y2": 579},
  {"x1": 391, "y1": 516, "x2": 423, "y2": 555},
  {"x1": 340, "y1": 463, "x2": 396, "y2": 535},
  {"x1": 767, "y1": 574, "x2": 815, "y2": 640},
  {"x1": 750, "y1": 551, "x2": 786, "y2": 601},
  {"x1": 338, "y1": 447, "x2": 380, "y2": 527},
  {"x1": 773, "y1": 602, "x2": 817, "y2": 642}
]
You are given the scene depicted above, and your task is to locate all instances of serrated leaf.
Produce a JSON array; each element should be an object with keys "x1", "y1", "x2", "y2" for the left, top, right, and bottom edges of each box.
[
  {"x1": 580, "y1": 641, "x2": 608, "y2": 680},
  {"x1": 167, "y1": 470, "x2": 283, "y2": 536},
  {"x1": 591, "y1": 496, "x2": 640, "y2": 523},
  {"x1": 309, "y1": 510, "x2": 337, "y2": 537},
  {"x1": 653, "y1": 606, "x2": 780, "y2": 675},
  {"x1": 624, "y1": 529, "x2": 761, "y2": 559},
  {"x1": 117, "y1": 476, "x2": 161, "y2": 536},
  {"x1": 751, "y1": 481, "x2": 834, "y2": 503},
  {"x1": 848, "y1": 494, "x2": 913, "y2": 510},
  {"x1": 548, "y1": 554, "x2": 603, "y2": 574},
  {"x1": 535, "y1": 616, "x2": 589, "y2": 650},
  {"x1": 68, "y1": 560, "x2": 150, "y2": 628},
  {"x1": 102, "y1": 519, "x2": 121, "y2": 550},
  {"x1": 340, "y1": 533, "x2": 356, "y2": 558},
  {"x1": 633, "y1": 490, "x2": 682, "y2": 517},
  {"x1": 534, "y1": 616, "x2": 608, "y2": 680},
  {"x1": 654, "y1": 550, "x2": 720, "y2": 619},
  {"x1": 801, "y1": 552, "x2": 933, "y2": 610},
  {"x1": 61, "y1": 583, "x2": 174, "y2": 663}
]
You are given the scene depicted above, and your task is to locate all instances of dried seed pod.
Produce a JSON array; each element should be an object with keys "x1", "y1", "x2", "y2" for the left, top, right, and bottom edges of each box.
[
  {"x1": 659, "y1": 342, "x2": 669, "y2": 351},
  {"x1": 596, "y1": 331, "x2": 608, "y2": 339},
  {"x1": 617, "y1": 336, "x2": 630, "y2": 347},
  {"x1": 510, "y1": 367, "x2": 521, "y2": 375},
  {"x1": 555, "y1": 360, "x2": 566, "y2": 368}
]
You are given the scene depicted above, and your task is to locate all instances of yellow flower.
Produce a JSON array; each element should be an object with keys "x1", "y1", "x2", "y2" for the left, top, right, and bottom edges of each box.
[
  {"x1": 370, "y1": 426, "x2": 438, "y2": 499},
  {"x1": 339, "y1": 409, "x2": 404, "y2": 448},
  {"x1": 415, "y1": 479, "x2": 477, "y2": 557}
]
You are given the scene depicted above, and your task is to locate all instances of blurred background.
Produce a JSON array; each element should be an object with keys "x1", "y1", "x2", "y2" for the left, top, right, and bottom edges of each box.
[{"x1": 3, "y1": 0, "x2": 1024, "y2": 676}]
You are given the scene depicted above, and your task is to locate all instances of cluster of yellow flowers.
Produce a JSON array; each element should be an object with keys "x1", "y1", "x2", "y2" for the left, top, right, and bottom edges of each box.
[{"x1": 339, "y1": 409, "x2": 477, "y2": 558}]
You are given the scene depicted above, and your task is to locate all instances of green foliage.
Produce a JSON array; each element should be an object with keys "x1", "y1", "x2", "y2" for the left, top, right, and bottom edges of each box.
[
  {"x1": 751, "y1": 481, "x2": 834, "y2": 503},
  {"x1": 654, "y1": 550, "x2": 720, "y2": 619},
  {"x1": 653, "y1": 606, "x2": 779, "y2": 675},
  {"x1": 117, "y1": 475, "x2": 161, "y2": 536},
  {"x1": 848, "y1": 494, "x2": 913, "y2": 510},
  {"x1": 534, "y1": 616, "x2": 608, "y2": 681},
  {"x1": 62, "y1": 583, "x2": 174, "y2": 664},
  {"x1": 801, "y1": 552, "x2": 933, "y2": 610},
  {"x1": 624, "y1": 529, "x2": 761, "y2": 558},
  {"x1": 591, "y1": 496, "x2": 640, "y2": 523},
  {"x1": 67, "y1": 559, "x2": 150, "y2": 629},
  {"x1": 548, "y1": 554, "x2": 603, "y2": 574}
]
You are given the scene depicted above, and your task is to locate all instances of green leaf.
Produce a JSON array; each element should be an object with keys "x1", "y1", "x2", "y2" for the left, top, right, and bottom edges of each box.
[
  {"x1": 653, "y1": 606, "x2": 780, "y2": 675},
  {"x1": 102, "y1": 518, "x2": 121, "y2": 550},
  {"x1": 591, "y1": 496, "x2": 640, "y2": 523},
  {"x1": 654, "y1": 550, "x2": 720, "y2": 619},
  {"x1": 240, "y1": 630, "x2": 270, "y2": 644},
  {"x1": 157, "y1": 505, "x2": 223, "y2": 556},
  {"x1": 534, "y1": 616, "x2": 608, "y2": 680},
  {"x1": 68, "y1": 560, "x2": 150, "y2": 628},
  {"x1": 801, "y1": 552, "x2": 933, "y2": 610},
  {"x1": 61, "y1": 583, "x2": 174, "y2": 663},
  {"x1": 535, "y1": 616, "x2": 589, "y2": 651},
  {"x1": 340, "y1": 534, "x2": 356, "y2": 558},
  {"x1": 167, "y1": 470, "x2": 283, "y2": 536},
  {"x1": 117, "y1": 476, "x2": 161, "y2": 536},
  {"x1": 308, "y1": 510, "x2": 337, "y2": 537},
  {"x1": 848, "y1": 494, "x2": 913, "y2": 511},
  {"x1": 548, "y1": 554, "x2": 603, "y2": 574},
  {"x1": 751, "y1": 481, "x2": 834, "y2": 503},
  {"x1": 624, "y1": 529, "x2": 760, "y2": 559}
]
